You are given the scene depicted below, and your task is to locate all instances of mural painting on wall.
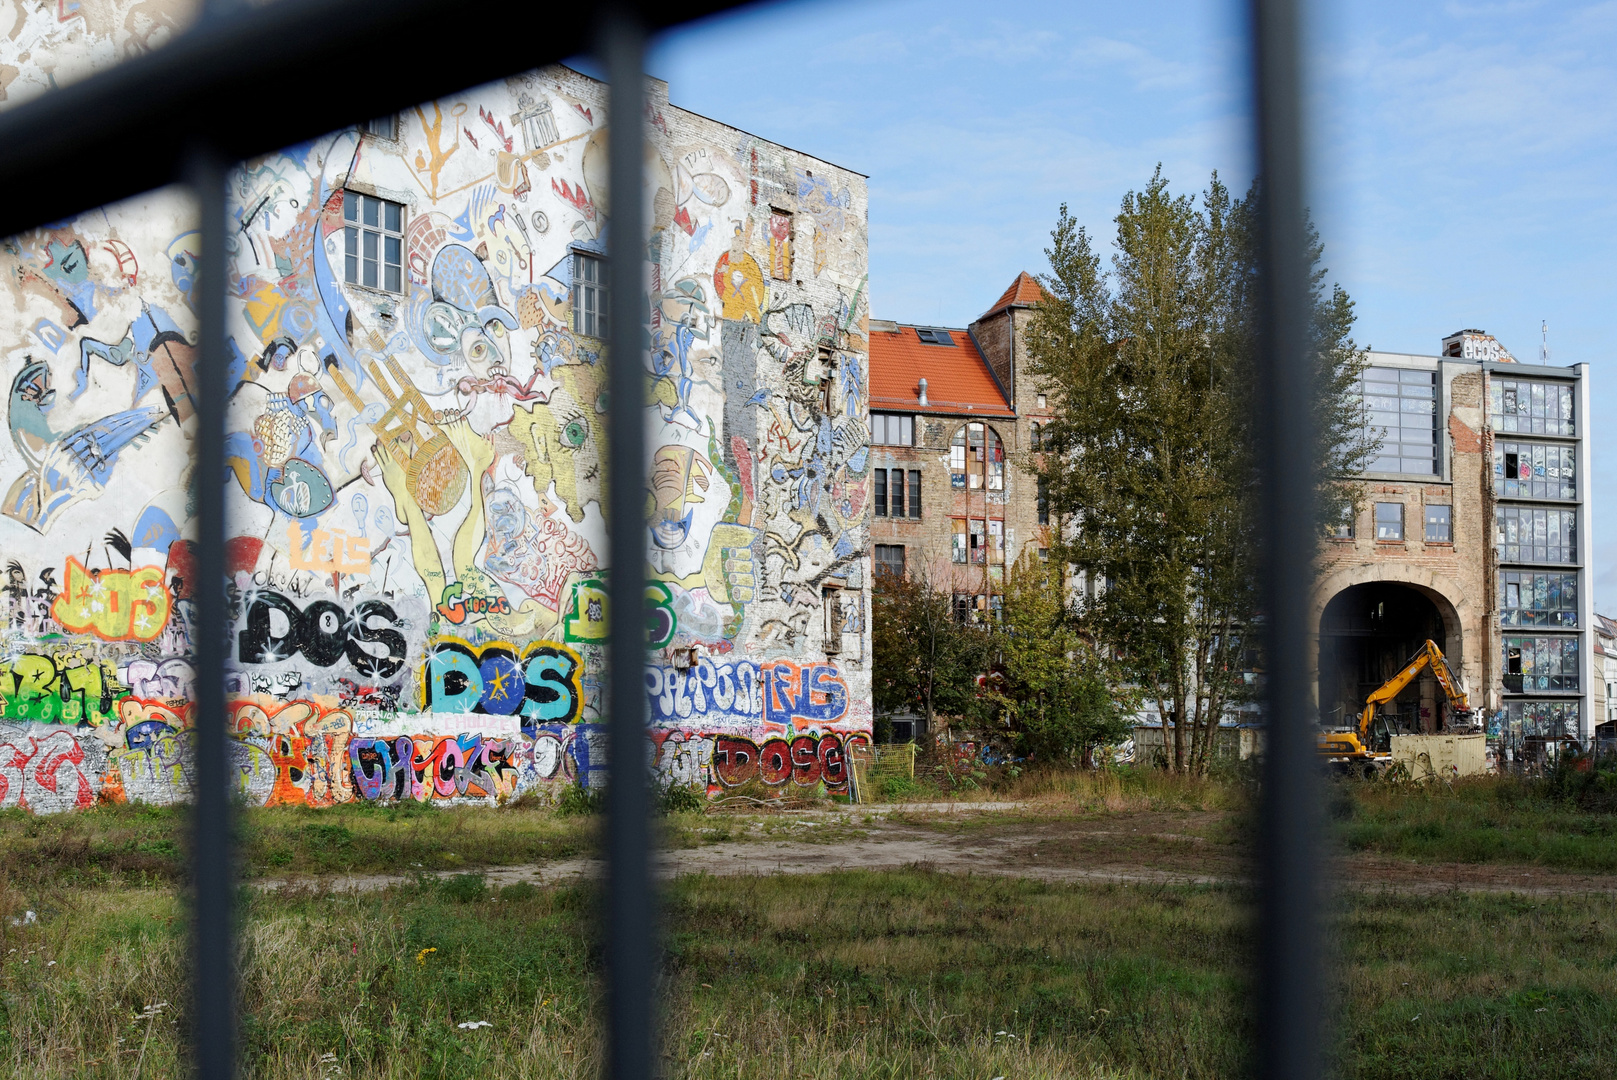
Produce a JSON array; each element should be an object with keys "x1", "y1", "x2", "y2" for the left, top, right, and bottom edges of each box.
[{"x1": 0, "y1": 55, "x2": 871, "y2": 813}]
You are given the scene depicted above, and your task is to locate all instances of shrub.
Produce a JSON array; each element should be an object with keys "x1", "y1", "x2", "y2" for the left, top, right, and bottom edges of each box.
[
  {"x1": 555, "y1": 784, "x2": 604, "y2": 817},
  {"x1": 439, "y1": 873, "x2": 487, "y2": 903},
  {"x1": 659, "y1": 783, "x2": 707, "y2": 815}
]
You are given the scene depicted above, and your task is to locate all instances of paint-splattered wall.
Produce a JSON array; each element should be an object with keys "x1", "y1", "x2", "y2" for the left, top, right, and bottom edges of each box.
[{"x1": 0, "y1": 14, "x2": 872, "y2": 813}]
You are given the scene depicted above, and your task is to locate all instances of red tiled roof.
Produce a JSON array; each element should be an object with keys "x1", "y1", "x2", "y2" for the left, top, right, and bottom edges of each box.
[
  {"x1": 868, "y1": 325, "x2": 1013, "y2": 417},
  {"x1": 981, "y1": 270, "x2": 1044, "y2": 318}
]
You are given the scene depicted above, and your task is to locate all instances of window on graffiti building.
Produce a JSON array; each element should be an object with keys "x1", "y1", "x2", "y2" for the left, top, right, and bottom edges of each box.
[
  {"x1": 1329, "y1": 502, "x2": 1354, "y2": 540},
  {"x1": 953, "y1": 593, "x2": 972, "y2": 624},
  {"x1": 871, "y1": 412, "x2": 914, "y2": 445},
  {"x1": 822, "y1": 586, "x2": 843, "y2": 653},
  {"x1": 1360, "y1": 367, "x2": 1438, "y2": 476},
  {"x1": 969, "y1": 518, "x2": 986, "y2": 564},
  {"x1": 360, "y1": 115, "x2": 398, "y2": 140},
  {"x1": 1494, "y1": 441, "x2": 1576, "y2": 500},
  {"x1": 572, "y1": 252, "x2": 607, "y2": 337},
  {"x1": 1491, "y1": 377, "x2": 1575, "y2": 437},
  {"x1": 819, "y1": 347, "x2": 836, "y2": 415},
  {"x1": 1503, "y1": 634, "x2": 1579, "y2": 693},
  {"x1": 768, "y1": 208, "x2": 793, "y2": 280},
  {"x1": 874, "y1": 469, "x2": 887, "y2": 517},
  {"x1": 950, "y1": 422, "x2": 1004, "y2": 490},
  {"x1": 952, "y1": 519, "x2": 967, "y2": 564},
  {"x1": 342, "y1": 191, "x2": 405, "y2": 294},
  {"x1": 1501, "y1": 570, "x2": 1579, "y2": 628},
  {"x1": 889, "y1": 468, "x2": 905, "y2": 518},
  {"x1": 907, "y1": 470, "x2": 921, "y2": 519},
  {"x1": 874, "y1": 544, "x2": 905, "y2": 582},
  {"x1": 1496, "y1": 506, "x2": 1577, "y2": 565},
  {"x1": 1425, "y1": 503, "x2": 1452, "y2": 543}
]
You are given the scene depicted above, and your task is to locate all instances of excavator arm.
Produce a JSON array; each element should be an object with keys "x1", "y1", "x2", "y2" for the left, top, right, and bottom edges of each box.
[{"x1": 1356, "y1": 639, "x2": 1470, "y2": 745}]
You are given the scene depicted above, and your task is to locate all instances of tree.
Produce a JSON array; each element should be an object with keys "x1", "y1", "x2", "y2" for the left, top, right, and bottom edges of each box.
[
  {"x1": 1026, "y1": 168, "x2": 1371, "y2": 772},
  {"x1": 871, "y1": 564, "x2": 989, "y2": 735},
  {"x1": 987, "y1": 553, "x2": 1133, "y2": 766}
]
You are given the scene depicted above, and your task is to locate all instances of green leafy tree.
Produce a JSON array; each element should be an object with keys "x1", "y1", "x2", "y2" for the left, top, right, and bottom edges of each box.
[
  {"x1": 987, "y1": 554, "x2": 1134, "y2": 766},
  {"x1": 871, "y1": 565, "x2": 989, "y2": 735},
  {"x1": 1026, "y1": 168, "x2": 1372, "y2": 771}
]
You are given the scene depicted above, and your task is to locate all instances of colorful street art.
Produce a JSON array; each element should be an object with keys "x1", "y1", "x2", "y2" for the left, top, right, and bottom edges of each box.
[{"x1": 0, "y1": 36, "x2": 871, "y2": 813}]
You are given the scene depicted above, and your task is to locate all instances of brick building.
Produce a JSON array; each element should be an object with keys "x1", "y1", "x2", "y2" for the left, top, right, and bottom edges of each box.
[
  {"x1": 868, "y1": 272, "x2": 1054, "y2": 620},
  {"x1": 1313, "y1": 331, "x2": 1595, "y2": 752}
]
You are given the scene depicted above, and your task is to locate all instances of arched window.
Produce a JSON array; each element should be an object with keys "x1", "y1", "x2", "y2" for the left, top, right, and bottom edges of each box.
[{"x1": 949, "y1": 423, "x2": 1004, "y2": 491}]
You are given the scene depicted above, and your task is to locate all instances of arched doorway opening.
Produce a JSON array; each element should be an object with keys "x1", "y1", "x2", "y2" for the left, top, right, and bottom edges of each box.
[{"x1": 1318, "y1": 582, "x2": 1458, "y2": 734}]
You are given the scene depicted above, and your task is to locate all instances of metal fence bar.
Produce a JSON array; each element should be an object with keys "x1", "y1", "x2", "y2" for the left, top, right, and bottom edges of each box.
[
  {"x1": 1249, "y1": 1, "x2": 1323, "y2": 1079},
  {"x1": 186, "y1": 142, "x2": 236, "y2": 1080},
  {"x1": 602, "y1": 11, "x2": 657, "y2": 1080}
]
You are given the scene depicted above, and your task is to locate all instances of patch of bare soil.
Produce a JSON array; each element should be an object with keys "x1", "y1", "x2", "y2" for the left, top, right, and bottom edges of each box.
[{"x1": 256, "y1": 808, "x2": 1617, "y2": 895}]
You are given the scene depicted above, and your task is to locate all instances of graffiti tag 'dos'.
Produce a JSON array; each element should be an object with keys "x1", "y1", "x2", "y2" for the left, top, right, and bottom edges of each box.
[{"x1": 0, "y1": 34, "x2": 870, "y2": 813}]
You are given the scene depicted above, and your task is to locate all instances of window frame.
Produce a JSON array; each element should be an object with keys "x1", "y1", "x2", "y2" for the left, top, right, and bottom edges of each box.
[
  {"x1": 341, "y1": 190, "x2": 406, "y2": 295},
  {"x1": 1424, "y1": 503, "x2": 1452, "y2": 543},
  {"x1": 871, "y1": 412, "x2": 915, "y2": 446},
  {"x1": 571, "y1": 250, "x2": 608, "y2": 338},
  {"x1": 873, "y1": 469, "x2": 887, "y2": 517},
  {"x1": 907, "y1": 470, "x2": 921, "y2": 519},
  {"x1": 1373, "y1": 502, "x2": 1403, "y2": 542}
]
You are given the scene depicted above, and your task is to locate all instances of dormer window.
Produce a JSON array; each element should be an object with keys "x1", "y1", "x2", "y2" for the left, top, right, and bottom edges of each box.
[{"x1": 915, "y1": 328, "x2": 954, "y2": 346}]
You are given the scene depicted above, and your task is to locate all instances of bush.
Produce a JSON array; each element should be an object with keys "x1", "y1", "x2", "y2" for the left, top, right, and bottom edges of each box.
[
  {"x1": 555, "y1": 784, "x2": 604, "y2": 817},
  {"x1": 659, "y1": 783, "x2": 707, "y2": 815},
  {"x1": 499, "y1": 881, "x2": 538, "y2": 902},
  {"x1": 439, "y1": 873, "x2": 487, "y2": 903}
]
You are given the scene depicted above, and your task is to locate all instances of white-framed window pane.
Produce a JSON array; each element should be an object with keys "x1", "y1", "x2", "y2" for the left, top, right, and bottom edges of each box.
[
  {"x1": 385, "y1": 201, "x2": 402, "y2": 231},
  {"x1": 344, "y1": 226, "x2": 358, "y2": 282},
  {"x1": 343, "y1": 192, "x2": 357, "y2": 222}
]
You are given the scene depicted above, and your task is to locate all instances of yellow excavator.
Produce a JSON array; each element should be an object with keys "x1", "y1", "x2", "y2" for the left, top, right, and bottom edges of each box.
[{"x1": 1319, "y1": 639, "x2": 1473, "y2": 772}]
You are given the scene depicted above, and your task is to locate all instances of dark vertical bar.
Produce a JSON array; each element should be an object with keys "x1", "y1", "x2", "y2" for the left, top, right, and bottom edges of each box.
[
  {"x1": 601, "y1": 10, "x2": 655, "y2": 1080},
  {"x1": 1249, "y1": 1, "x2": 1321, "y2": 1080},
  {"x1": 186, "y1": 143, "x2": 236, "y2": 1080}
]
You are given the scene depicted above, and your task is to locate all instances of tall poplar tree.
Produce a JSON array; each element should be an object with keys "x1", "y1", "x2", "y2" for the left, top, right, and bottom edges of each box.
[{"x1": 1026, "y1": 169, "x2": 1373, "y2": 771}]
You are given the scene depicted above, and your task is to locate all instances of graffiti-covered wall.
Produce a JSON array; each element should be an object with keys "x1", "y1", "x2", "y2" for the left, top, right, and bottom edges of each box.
[{"x1": 1, "y1": 15, "x2": 872, "y2": 812}]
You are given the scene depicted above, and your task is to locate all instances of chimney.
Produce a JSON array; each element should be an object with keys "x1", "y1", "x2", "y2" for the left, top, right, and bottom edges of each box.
[{"x1": 918, "y1": 378, "x2": 928, "y2": 406}]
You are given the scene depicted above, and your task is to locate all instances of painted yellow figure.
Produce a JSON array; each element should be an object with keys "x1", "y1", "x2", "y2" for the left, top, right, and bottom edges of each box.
[{"x1": 509, "y1": 362, "x2": 606, "y2": 524}]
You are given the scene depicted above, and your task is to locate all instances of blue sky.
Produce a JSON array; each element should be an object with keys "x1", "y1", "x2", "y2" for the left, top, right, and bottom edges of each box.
[{"x1": 634, "y1": 0, "x2": 1617, "y2": 608}]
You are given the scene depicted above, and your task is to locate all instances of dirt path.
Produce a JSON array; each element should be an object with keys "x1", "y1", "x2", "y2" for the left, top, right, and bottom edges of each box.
[{"x1": 257, "y1": 807, "x2": 1617, "y2": 897}]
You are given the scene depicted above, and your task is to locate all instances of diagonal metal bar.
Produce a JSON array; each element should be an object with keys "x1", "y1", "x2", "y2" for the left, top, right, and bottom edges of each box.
[
  {"x1": 601, "y1": 11, "x2": 656, "y2": 1080},
  {"x1": 1249, "y1": 1, "x2": 1323, "y2": 1079},
  {"x1": 186, "y1": 142, "x2": 236, "y2": 1080},
  {"x1": 0, "y1": 0, "x2": 749, "y2": 242}
]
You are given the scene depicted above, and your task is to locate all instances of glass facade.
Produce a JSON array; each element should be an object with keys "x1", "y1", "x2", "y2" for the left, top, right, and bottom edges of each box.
[
  {"x1": 1495, "y1": 506, "x2": 1577, "y2": 564},
  {"x1": 1490, "y1": 378, "x2": 1575, "y2": 436},
  {"x1": 1362, "y1": 367, "x2": 1438, "y2": 475},
  {"x1": 1500, "y1": 570, "x2": 1578, "y2": 628},
  {"x1": 1494, "y1": 441, "x2": 1575, "y2": 501},
  {"x1": 1504, "y1": 699, "x2": 1580, "y2": 739},
  {"x1": 1503, "y1": 635, "x2": 1579, "y2": 693}
]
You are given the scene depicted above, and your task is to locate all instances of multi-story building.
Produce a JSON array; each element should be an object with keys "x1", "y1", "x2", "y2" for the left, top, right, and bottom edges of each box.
[
  {"x1": 1313, "y1": 331, "x2": 1594, "y2": 753},
  {"x1": 868, "y1": 273, "x2": 1053, "y2": 621},
  {"x1": 0, "y1": 3, "x2": 872, "y2": 811}
]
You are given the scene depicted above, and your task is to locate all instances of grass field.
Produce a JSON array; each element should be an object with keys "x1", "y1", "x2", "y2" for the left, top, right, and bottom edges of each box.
[{"x1": 3, "y1": 768, "x2": 1617, "y2": 1078}]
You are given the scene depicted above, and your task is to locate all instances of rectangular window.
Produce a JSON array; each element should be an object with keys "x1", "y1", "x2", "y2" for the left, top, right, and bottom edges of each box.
[
  {"x1": 1505, "y1": 699, "x2": 1580, "y2": 738},
  {"x1": 1374, "y1": 502, "x2": 1403, "y2": 541},
  {"x1": 890, "y1": 468, "x2": 905, "y2": 518},
  {"x1": 1490, "y1": 378, "x2": 1575, "y2": 437},
  {"x1": 572, "y1": 252, "x2": 607, "y2": 337},
  {"x1": 873, "y1": 544, "x2": 905, "y2": 581},
  {"x1": 871, "y1": 413, "x2": 915, "y2": 446},
  {"x1": 1038, "y1": 547, "x2": 1049, "y2": 561},
  {"x1": 1037, "y1": 477, "x2": 1049, "y2": 525},
  {"x1": 915, "y1": 328, "x2": 955, "y2": 346},
  {"x1": 952, "y1": 520, "x2": 967, "y2": 564},
  {"x1": 970, "y1": 519, "x2": 986, "y2": 564},
  {"x1": 822, "y1": 587, "x2": 842, "y2": 654},
  {"x1": 1360, "y1": 367, "x2": 1438, "y2": 476},
  {"x1": 768, "y1": 209, "x2": 793, "y2": 279},
  {"x1": 907, "y1": 470, "x2": 921, "y2": 519},
  {"x1": 342, "y1": 191, "x2": 405, "y2": 294},
  {"x1": 1500, "y1": 571, "x2": 1579, "y2": 628},
  {"x1": 819, "y1": 348, "x2": 836, "y2": 416},
  {"x1": 988, "y1": 519, "x2": 1004, "y2": 562},
  {"x1": 1494, "y1": 441, "x2": 1576, "y2": 501},
  {"x1": 1330, "y1": 503, "x2": 1354, "y2": 540},
  {"x1": 953, "y1": 593, "x2": 972, "y2": 624},
  {"x1": 873, "y1": 470, "x2": 887, "y2": 517},
  {"x1": 1425, "y1": 504, "x2": 1452, "y2": 543},
  {"x1": 360, "y1": 115, "x2": 398, "y2": 140},
  {"x1": 1503, "y1": 635, "x2": 1579, "y2": 693},
  {"x1": 1496, "y1": 506, "x2": 1578, "y2": 564}
]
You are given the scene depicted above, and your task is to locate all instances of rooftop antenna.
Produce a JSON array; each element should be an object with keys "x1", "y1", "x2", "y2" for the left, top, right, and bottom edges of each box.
[{"x1": 1541, "y1": 320, "x2": 1550, "y2": 364}]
